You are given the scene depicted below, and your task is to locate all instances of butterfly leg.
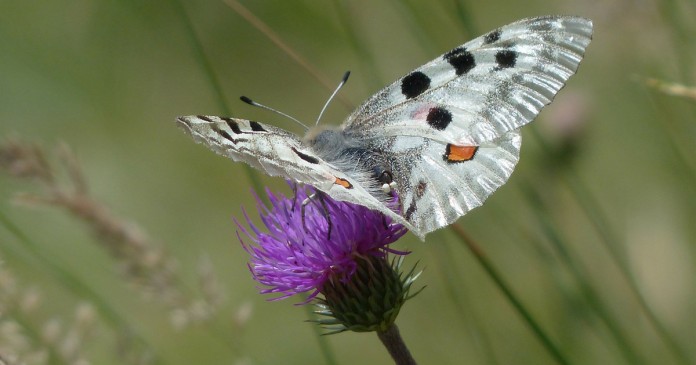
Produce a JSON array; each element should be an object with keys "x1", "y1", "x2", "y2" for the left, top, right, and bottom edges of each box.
[
  {"x1": 300, "y1": 191, "x2": 333, "y2": 240},
  {"x1": 290, "y1": 182, "x2": 300, "y2": 211},
  {"x1": 381, "y1": 214, "x2": 389, "y2": 230}
]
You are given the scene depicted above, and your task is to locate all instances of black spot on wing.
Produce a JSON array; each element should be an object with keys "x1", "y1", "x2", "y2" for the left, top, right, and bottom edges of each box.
[
  {"x1": 405, "y1": 180, "x2": 427, "y2": 221},
  {"x1": 416, "y1": 180, "x2": 427, "y2": 198},
  {"x1": 249, "y1": 121, "x2": 267, "y2": 132},
  {"x1": 495, "y1": 49, "x2": 517, "y2": 69},
  {"x1": 401, "y1": 71, "x2": 431, "y2": 99},
  {"x1": 196, "y1": 115, "x2": 215, "y2": 123},
  {"x1": 213, "y1": 127, "x2": 236, "y2": 143},
  {"x1": 291, "y1": 147, "x2": 320, "y2": 164},
  {"x1": 426, "y1": 107, "x2": 452, "y2": 130},
  {"x1": 221, "y1": 117, "x2": 243, "y2": 134},
  {"x1": 443, "y1": 47, "x2": 476, "y2": 75},
  {"x1": 484, "y1": 29, "x2": 501, "y2": 44},
  {"x1": 210, "y1": 123, "x2": 249, "y2": 144},
  {"x1": 404, "y1": 199, "x2": 417, "y2": 221}
]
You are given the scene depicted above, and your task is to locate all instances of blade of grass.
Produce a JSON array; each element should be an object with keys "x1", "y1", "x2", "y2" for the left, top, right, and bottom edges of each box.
[
  {"x1": 448, "y1": 225, "x2": 571, "y2": 365},
  {"x1": 429, "y1": 242, "x2": 500, "y2": 365},
  {"x1": 561, "y1": 171, "x2": 692, "y2": 365},
  {"x1": 656, "y1": 0, "x2": 696, "y2": 83},
  {"x1": 450, "y1": 0, "x2": 478, "y2": 38},
  {"x1": 640, "y1": 85, "x2": 696, "y2": 188},
  {"x1": 655, "y1": 0, "x2": 696, "y2": 177},
  {"x1": 529, "y1": 127, "x2": 693, "y2": 365},
  {"x1": 331, "y1": 0, "x2": 384, "y2": 92},
  {"x1": 224, "y1": 0, "x2": 354, "y2": 111},
  {"x1": 0, "y1": 209, "x2": 165, "y2": 365},
  {"x1": 520, "y1": 180, "x2": 646, "y2": 365},
  {"x1": 170, "y1": 0, "x2": 264, "y2": 199}
]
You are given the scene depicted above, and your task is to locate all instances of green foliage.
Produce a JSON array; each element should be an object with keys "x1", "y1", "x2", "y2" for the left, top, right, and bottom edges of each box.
[{"x1": 0, "y1": 1, "x2": 694, "y2": 364}]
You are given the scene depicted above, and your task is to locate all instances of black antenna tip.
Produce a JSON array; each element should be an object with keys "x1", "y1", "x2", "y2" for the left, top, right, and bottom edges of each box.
[
  {"x1": 240, "y1": 96, "x2": 254, "y2": 105},
  {"x1": 342, "y1": 71, "x2": 351, "y2": 82}
]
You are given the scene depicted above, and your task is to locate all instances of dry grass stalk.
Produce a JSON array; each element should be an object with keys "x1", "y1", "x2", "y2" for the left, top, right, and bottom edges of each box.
[
  {"x1": 0, "y1": 267, "x2": 94, "y2": 365},
  {"x1": 0, "y1": 137, "x2": 225, "y2": 327},
  {"x1": 643, "y1": 77, "x2": 696, "y2": 101}
]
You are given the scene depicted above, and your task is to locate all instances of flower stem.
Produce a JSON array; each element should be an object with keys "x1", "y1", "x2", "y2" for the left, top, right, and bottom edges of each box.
[{"x1": 377, "y1": 324, "x2": 417, "y2": 365}]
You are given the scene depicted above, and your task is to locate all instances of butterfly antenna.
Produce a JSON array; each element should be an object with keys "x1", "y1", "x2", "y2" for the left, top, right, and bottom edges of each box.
[
  {"x1": 240, "y1": 96, "x2": 309, "y2": 130},
  {"x1": 315, "y1": 71, "x2": 350, "y2": 127}
]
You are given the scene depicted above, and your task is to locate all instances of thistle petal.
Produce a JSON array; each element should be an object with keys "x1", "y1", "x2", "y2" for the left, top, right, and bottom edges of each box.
[{"x1": 238, "y1": 183, "x2": 408, "y2": 300}]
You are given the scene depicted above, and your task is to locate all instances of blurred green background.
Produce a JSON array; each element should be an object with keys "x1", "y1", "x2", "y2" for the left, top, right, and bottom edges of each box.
[{"x1": 1, "y1": 0, "x2": 694, "y2": 364}]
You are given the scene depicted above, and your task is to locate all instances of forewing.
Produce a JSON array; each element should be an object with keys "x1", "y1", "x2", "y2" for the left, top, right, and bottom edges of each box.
[
  {"x1": 343, "y1": 16, "x2": 592, "y2": 145},
  {"x1": 176, "y1": 115, "x2": 411, "y2": 228}
]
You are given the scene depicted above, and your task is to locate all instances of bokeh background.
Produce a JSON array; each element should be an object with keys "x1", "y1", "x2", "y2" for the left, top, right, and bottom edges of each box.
[{"x1": 1, "y1": 0, "x2": 694, "y2": 364}]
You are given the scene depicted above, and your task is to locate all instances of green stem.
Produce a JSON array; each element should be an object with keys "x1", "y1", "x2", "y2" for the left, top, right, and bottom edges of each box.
[
  {"x1": 449, "y1": 225, "x2": 570, "y2": 365},
  {"x1": 377, "y1": 324, "x2": 417, "y2": 365}
]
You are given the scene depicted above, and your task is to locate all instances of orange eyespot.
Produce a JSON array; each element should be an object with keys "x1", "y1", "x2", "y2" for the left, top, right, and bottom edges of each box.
[
  {"x1": 334, "y1": 177, "x2": 353, "y2": 189},
  {"x1": 445, "y1": 145, "x2": 478, "y2": 162}
]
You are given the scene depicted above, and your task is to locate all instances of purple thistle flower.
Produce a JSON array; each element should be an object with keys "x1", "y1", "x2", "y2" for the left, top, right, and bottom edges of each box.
[{"x1": 237, "y1": 184, "x2": 408, "y2": 301}]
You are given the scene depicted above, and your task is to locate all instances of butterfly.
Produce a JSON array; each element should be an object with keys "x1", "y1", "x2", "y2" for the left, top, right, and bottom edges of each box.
[{"x1": 177, "y1": 15, "x2": 593, "y2": 240}]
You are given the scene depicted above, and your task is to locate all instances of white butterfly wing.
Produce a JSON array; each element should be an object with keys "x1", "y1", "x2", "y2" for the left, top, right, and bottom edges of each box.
[
  {"x1": 176, "y1": 116, "x2": 412, "y2": 228},
  {"x1": 177, "y1": 16, "x2": 592, "y2": 240},
  {"x1": 381, "y1": 131, "x2": 520, "y2": 238},
  {"x1": 343, "y1": 16, "x2": 592, "y2": 145},
  {"x1": 339, "y1": 16, "x2": 592, "y2": 238}
]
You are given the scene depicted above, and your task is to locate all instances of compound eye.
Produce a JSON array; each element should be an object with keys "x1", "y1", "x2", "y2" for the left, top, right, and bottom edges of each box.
[{"x1": 378, "y1": 170, "x2": 394, "y2": 184}]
